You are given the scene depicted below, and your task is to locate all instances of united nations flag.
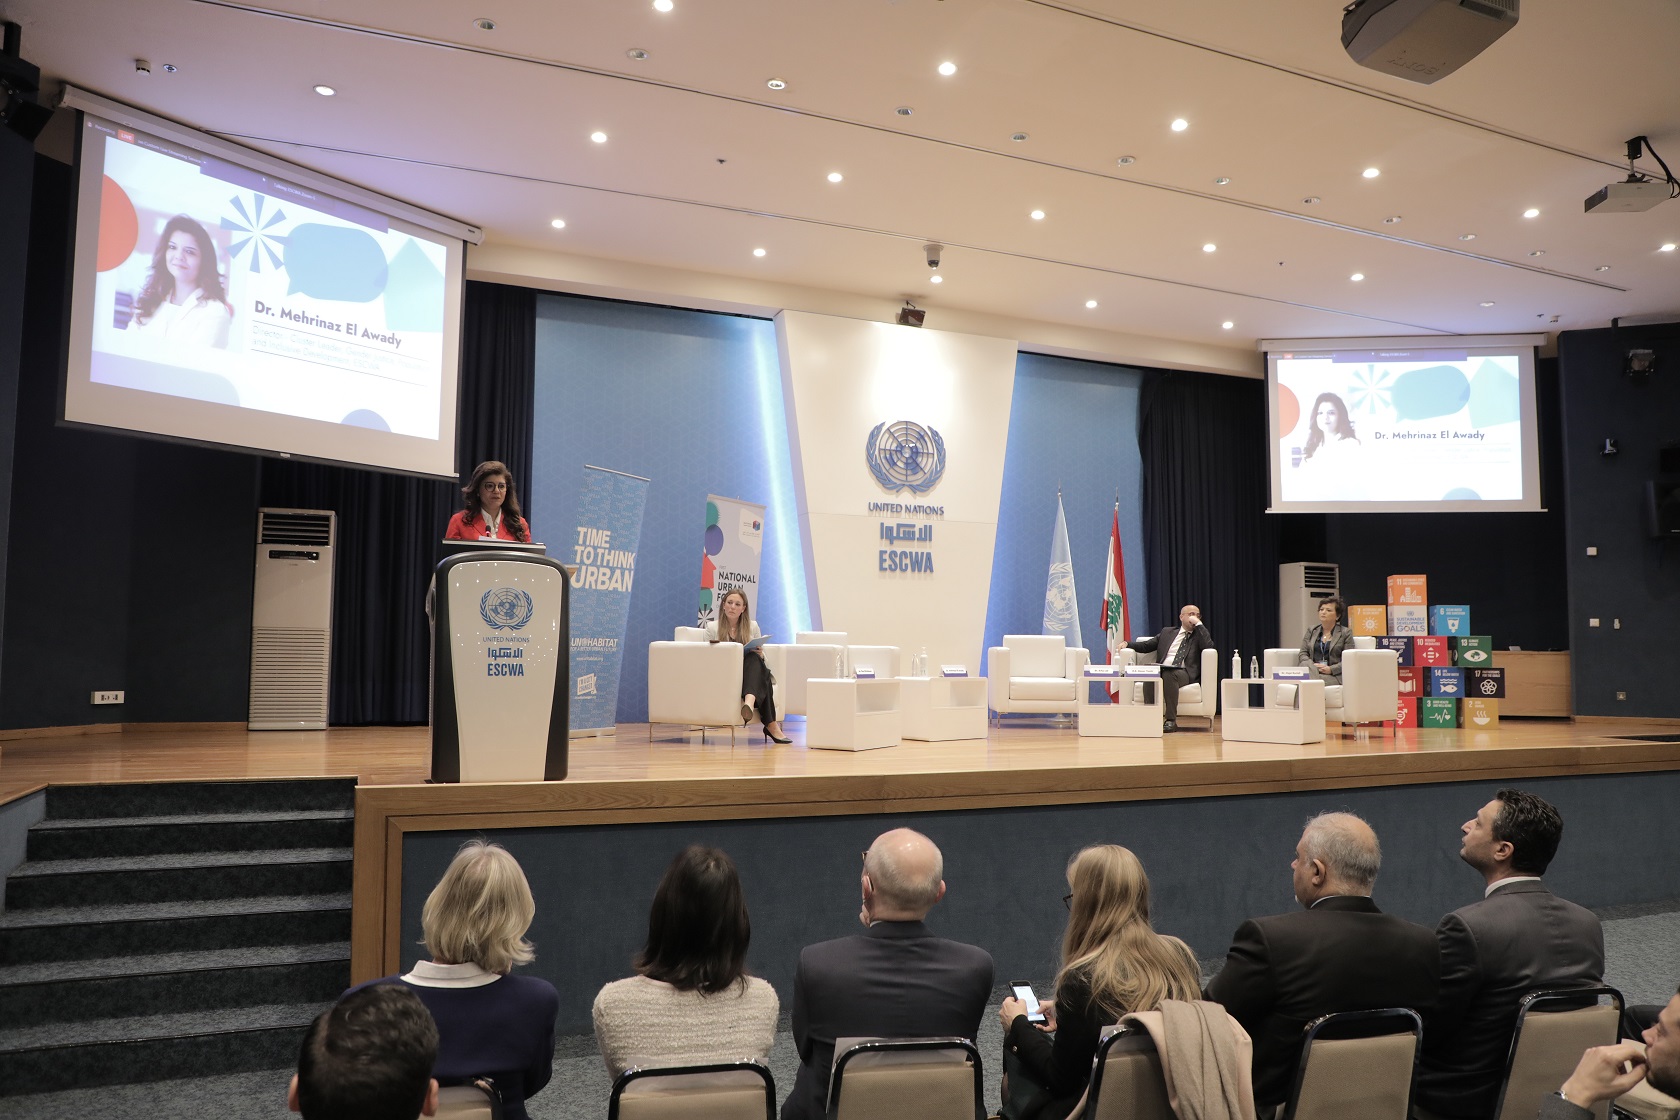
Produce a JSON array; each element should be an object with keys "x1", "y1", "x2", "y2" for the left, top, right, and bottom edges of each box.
[{"x1": 866, "y1": 420, "x2": 946, "y2": 494}]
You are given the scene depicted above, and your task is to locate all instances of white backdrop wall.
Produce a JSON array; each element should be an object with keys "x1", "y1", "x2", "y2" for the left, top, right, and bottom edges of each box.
[{"x1": 777, "y1": 311, "x2": 1017, "y2": 669}]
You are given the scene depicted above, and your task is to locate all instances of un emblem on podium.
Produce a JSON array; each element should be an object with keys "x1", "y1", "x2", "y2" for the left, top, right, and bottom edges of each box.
[
  {"x1": 480, "y1": 587, "x2": 535, "y2": 631},
  {"x1": 866, "y1": 420, "x2": 946, "y2": 494}
]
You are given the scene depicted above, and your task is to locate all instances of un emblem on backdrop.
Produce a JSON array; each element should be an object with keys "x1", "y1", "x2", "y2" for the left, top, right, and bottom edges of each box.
[
  {"x1": 480, "y1": 587, "x2": 535, "y2": 631},
  {"x1": 866, "y1": 420, "x2": 946, "y2": 494}
]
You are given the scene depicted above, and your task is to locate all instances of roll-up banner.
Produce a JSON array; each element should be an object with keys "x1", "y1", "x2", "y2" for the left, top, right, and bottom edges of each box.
[
  {"x1": 568, "y1": 465, "x2": 650, "y2": 734},
  {"x1": 698, "y1": 494, "x2": 766, "y2": 624}
]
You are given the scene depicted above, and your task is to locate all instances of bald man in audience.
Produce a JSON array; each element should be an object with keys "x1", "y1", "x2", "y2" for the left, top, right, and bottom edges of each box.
[
  {"x1": 781, "y1": 828, "x2": 994, "y2": 1120},
  {"x1": 1205, "y1": 811, "x2": 1440, "y2": 1113},
  {"x1": 1539, "y1": 989, "x2": 1680, "y2": 1118}
]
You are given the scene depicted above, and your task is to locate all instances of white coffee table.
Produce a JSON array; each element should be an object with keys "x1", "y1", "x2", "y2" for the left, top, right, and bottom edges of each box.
[
  {"x1": 1220, "y1": 678, "x2": 1326, "y2": 745},
  {"x1": 897, "y1": 675, "x2": 987, "y2": 741},
  {"x1": 1077, "y1": 673, "x2": 1164, "y2": 737},
  {"x1": 806, "y1": 678, "x2": 902, "y2": 751}
]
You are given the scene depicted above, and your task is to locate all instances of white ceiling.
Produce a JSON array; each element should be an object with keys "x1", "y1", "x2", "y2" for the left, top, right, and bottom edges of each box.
[{"x1": 10, "y1": 0, "x2": 1680, "y2": 374}]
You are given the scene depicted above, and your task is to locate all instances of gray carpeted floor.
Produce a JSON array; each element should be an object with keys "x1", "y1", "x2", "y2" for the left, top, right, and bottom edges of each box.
[{"x1": 8, "y1": 903, "x2": 1677, "y2": 1119}]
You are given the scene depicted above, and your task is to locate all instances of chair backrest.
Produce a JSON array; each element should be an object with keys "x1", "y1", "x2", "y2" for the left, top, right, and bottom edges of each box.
[
  {"x1": 1283, "y1": 1008, "x2": 1421, "y2": 1120},
  {"x1": 799, "y1": 631, "x2": 848, "y2": 645},
  {"x1": 846, "y1": 645, "x2": 900, "y2": 678},
  {"x1": 1084, "y1": 1025, "x2": 1174, "y2": 1120},
  {"x1": 609, "y1": 1061, "x2": 776, "y2": 1120},
  {"x1": 435, "y1": 1080, "x2": 501, "y2": 1120},
  {"x1": 1002, "y1": 634, "x2": 1068, "y2": 677},
  {"x1": 674, "y1": 626, "x2": 709, "y2": 642},
  {"x1": 1352, "y1": 635, "x2": 1377, "y2": 650},
  {"x1": 1492, "y1": 987, "x2": 1624, "y2": 1120},
  {"x1": 827, "y1": 1037, "x2": 982, "y2": 1120}
]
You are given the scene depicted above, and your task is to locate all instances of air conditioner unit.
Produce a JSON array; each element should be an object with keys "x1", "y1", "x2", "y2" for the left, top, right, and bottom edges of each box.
[
  {"x1": 249, "y1": 508, "x2": 336, "y2": 730},
  {"x1": 1279, "y1": 562, "x2": 1340, "y2": 648}
]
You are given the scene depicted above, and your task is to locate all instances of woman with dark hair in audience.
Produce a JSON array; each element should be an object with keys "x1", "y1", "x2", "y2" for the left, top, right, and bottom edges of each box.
[
  {"x1": 996, "y1": 845, "x2": 1201, "y2": 1120},
  {"x1": 1298, "y1": 593, "x2": 1353, "y2": 685},
  {"x1": 445, "y1": 460, "x2": 531, "y2": 542},
  {"x1": 352, "y1": 839, "x2": 558, "y2": 1120},
  {"x1": 592, "y1": 844, "x2": 779, "y2": 1078}
]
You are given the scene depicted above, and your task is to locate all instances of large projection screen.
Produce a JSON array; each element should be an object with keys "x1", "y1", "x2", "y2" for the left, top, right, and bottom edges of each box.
[
  {"x1": 1263, "y1": 334, "x2": 1547, "y2": 514},
  {"x1": 60, "y1": 89, "x2": 477, "y2": 479}
]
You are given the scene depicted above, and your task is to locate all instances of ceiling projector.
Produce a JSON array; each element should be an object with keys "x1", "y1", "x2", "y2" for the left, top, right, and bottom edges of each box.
[
  {"x1": 1342, "y1": 0, "x2": 1519, "y2": 85},
  {"x1": 1585, "y1": 137, "x2": 1678, "y2": 214}
]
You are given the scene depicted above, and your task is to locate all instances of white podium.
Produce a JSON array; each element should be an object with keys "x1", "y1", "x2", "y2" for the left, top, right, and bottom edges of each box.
[
  {"x1": 1220, "y1": 678, "x2": 1327, "y2": 745},
  {"x1": 1077, "y1": 673, "x2": 1164, "y2": 738},
  {"x1": 898, "y1": 676, "x2": 987, "y2": 741},
  {"x1": 806, "y1": 678, "x2": 902, "y2": 751}
]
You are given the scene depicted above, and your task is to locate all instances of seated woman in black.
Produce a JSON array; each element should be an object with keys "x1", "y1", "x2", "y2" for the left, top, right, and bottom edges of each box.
[{"x1": 704, "y1": 589, "x2": 789, "y2": 743}]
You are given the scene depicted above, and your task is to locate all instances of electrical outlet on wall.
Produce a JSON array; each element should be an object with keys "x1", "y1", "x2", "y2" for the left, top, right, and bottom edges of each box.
[{"x1": 91, "y1": 690, "x2": 124, "y2": 705}]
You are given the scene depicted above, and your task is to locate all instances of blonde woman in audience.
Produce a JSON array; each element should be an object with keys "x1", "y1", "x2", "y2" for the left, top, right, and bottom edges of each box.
[
  {"x1": 351, "y1": 839, "x2": 558, "y2": 1120},
  {"x1": 593, "y1": 844, "x2": 779, "y2": 1078},
  {"x1": 996, "y1": 845, "x2": 1202, "y2": 1120}
]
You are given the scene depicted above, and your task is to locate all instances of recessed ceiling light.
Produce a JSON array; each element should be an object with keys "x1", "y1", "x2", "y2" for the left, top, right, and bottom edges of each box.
[
  {"x1": 1595, "y1": 265, "x2": 1611, "y2": 271},
  {"x1": 1663, "y1": 243, "x2": 1678, "y2": 252},
  {"x1": 627, "y1": 48, "x2": 650, "y2": 61},
  {"x1": 1523, "y1": 208, "x2": 1540, "y2": 218},
  {"x1": 1085, "y1": 300, "x2": 1098, "y2": 309},
  {"x1": 1459, "y1": 233, "x2": 1477, "y2": 241},
  {"x1": 930, "y1": 275, "x2": 943, "y2": 284},
  {"x1": 652, "y1": 0, "x2": 674, "y2": 10},
  {"x1": 473, "y1": 17, "x2": 496, "y2": 31},
  {"x1": 1529, "y1": 250, "x2": 1545, "y2": 257},
  {"x1": 1011, "y1": 132, "x2": 1029, "y2": 143},
  {"x1": 766, "y1": 78, "x2": 785, "y2": 90},
  {"x1": 1170, "y1": 118, "x2": 1189, "y2": 132},
  {"x1": 895, "y1": 106, "x2": 914, "y2": 117},
  {"x1": 937, "y1": 61, "x2": 957, "y2": 76},
  {"x1": 1302, "y1": 196, "x2": 1320, "y2": 205},
  {"x1": 1202, "y1": 243, "x2": 1217, "y2": 253},
  {"x1": 1030, "y1": 209, "x2": 1045, "y2": 220},
  {"x1": 590, "y1": 131, "x2": 608, "y2": 143},
  {"x1": 1213, "y1": 177, "x2": 1231, "y2": 186},
  {"x1": 826, "y1": 172, "x2": 843, "y2": 183},
  {"x1": 162, "y1": 63, "x2": 178, "y2": 73},
  {"x1": 1362, "y1": 167, "x2": 1380, "y2": 179},
  {"x1": 1222, "y1": 321, "x2": 1234, "y2": 330},
  {"x1": 1116, "y1": 155, "x2": 1136, "y2": 166},
  {"x1": 1383, "y1": 215, "x2": 1403, "y2": 224},
  {"x1": 550, "y1": 218, "x2": 566, "y2": 230},
  {"x1": 1480, "y1": 301, "x2": 1495, "y2": 307},
  {"x1": 752, "y1": 247, "x2": 766, "y2": 257},
  {"x1": 313, "y1": 85, "x2": 336, "y2": 96},
  {"x1": 1350, "y1": 272, "x2": 1365, "y2": 281}
]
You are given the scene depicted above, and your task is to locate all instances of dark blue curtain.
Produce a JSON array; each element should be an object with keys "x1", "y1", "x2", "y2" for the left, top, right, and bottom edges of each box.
[
  {"x1": 1138, "y1": 371, "x2": 1280, "y2": 687},
  {"x1": 258, "y1": 282, "x2": 536, "y2": 724}
]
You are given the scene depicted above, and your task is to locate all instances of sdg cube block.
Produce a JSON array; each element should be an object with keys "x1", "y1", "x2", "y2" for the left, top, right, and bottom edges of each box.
[
  {"x1": 1454, "y1": 636, "x2": 1494, "y2": 668},
  {"x1": 1427, "y1": 666, "x2": 1466, "y2": 698},
  {"x1": 1388, "y1": 606, "x2": 1429, "y2": 636},
  {"x1": 1418, "y1": 697, "x2": 1460, "y2": 728},
  {"x1": 1395, "y1": 696, "x2": 1418, "y2": 728},
  {"x1": 1468, "y1": 667, "x2": 1507, "y2": 699},
  {"x1": 1397, "y1": 666, "x2": 1422, "y2": 698},
  {"x1": 1462, "y1": 697, "x2": 1500, "y2": 728},
  {"x1": 1413, "y1": 636, "x2": 1451, "y2": 667},
  {"x1": 1387, "y1": 575, "x2": 1428, "y2": 608},
  {"x1": 1349, "y1": 605, "x2": 1387, "y2": 637},
  {"x1": 1430, "y1": 605, "x2": 1471, "y2": 636},
  {"x1": 1377, "y1": 636, "x2": 1414, "y2": 665}
]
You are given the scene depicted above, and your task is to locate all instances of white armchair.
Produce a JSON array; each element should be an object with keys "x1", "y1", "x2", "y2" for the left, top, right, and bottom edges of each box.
[
  {"x1": 986, "y1": 635, "x2": 1090, "y2": 722},
  {"x1": 1127, "y1": 644, "x2": 1220, "y2": 728},
  {"x1": 761, "y1": 631, "x2": 849, "y2": 717},
  {"x1": 647, "y1": 636, "x2": 744, "y2": 742},
  {"x1": 846, "y1": 645, "x2": 901, "y2": 679},
  {"x1": 1263, "y1": 637, "x2": 1398, "y2": 725}
]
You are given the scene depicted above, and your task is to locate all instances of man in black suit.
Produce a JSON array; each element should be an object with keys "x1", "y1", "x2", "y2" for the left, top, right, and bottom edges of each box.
[
  {"x1": 1125, "y1": 603, "x2": 1214, "y2": 732},
  {"x1": 1415, "y1": 789, "x2": 1605, "y2": 1120},
  {"x1": 1205, "y1": 811, "x2": 1439, "y2": 1112},
  {"x1": 782, "y1": 828, "x2": 994, "y2": 1120}
]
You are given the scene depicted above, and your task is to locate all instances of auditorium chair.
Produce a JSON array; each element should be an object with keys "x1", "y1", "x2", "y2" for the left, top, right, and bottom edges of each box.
[
  {"x1": 1263, "y1": 638, "x2": 1399, "y2": 726},
  {"x1": 986, "y1": 635, "x2": 1090, "y2": 723},
  {"x1": 1490, "y1": 987, "x2": 1623, "y2": 1120},
  {"x1": 825, "y1": 1037, "x2": 982, "y2": 1120},
  {"x1": 1124, "y1": 643, "x2": 1219, "y2": 729},
  {"x1": 608, "y1": 1060, "x2": 775, "y2": 1120},
  {"x1": 434, "y1": 1079, "x2": 501, "y2": 1119},
  {"x1": 647, "y1": 628, "x2": 746, "y2": 742},
  {"x1": 762, "y1": 631, "x2": 849, "y2": 717},
  {"x1": 1282, "y1": 1007, "x2": 1421, "y2": 1120},
  {"x1": 1073, "y1": 1024, "x2": 1174, "y2": 1120}
]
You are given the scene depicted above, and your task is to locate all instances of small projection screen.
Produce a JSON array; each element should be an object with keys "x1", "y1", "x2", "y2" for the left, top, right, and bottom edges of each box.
[
  {"x1": 1262, "y1": 334, "x2": 1546, "y2": 514},
  {"x1": 60, "y1": 88, "x2": 477, "y2": 478}
]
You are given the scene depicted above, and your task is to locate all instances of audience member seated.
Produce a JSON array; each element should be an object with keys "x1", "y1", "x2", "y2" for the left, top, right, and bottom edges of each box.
[
  {"x1": 289, "y1": 984, "x2": 440, "y2": 1120},
  {"x1": 593, "y1": 844, "x2": 779, "y2": 1077},
  {"x1": 1203, "y1": 811, "x2": 1439, "y2": 1113},
  {"x1": 1415, "y1": 789, "x2": 1605, "y2": 1120},
  {"x1": 997, "y1": 844, "x2": 1202, "y2": 1120},
  {"x1": 1297, "y1": 595, "x2": 1353, "y2": 685},
  {"x1": 1539, "y1": 988, "x2": 1680, "y2": 1118},
  {"x1": 352, "y1": 840, "x2": 559, "y2": 1120},
  {"x1": 781, "y1": 828, "x2": 995, "y2": 1120}
]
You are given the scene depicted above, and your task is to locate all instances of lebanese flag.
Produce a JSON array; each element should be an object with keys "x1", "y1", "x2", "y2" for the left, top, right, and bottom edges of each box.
[{"x1": 1101, "y1": 505, "x2": 1130, "y2": 698}]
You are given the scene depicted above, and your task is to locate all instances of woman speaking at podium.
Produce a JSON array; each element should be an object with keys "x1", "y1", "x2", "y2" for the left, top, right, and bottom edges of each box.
[
  {"x1": 446, "y1": 460, "x2": 531, "y2": 542},
  {"x1": 705, "y1": 589, "x2": 790, "y2": 743}
]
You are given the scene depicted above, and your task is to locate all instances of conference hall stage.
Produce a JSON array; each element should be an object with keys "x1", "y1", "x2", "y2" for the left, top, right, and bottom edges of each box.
[{"x1": 4, "y1": 717, "x2": 1679, "y2": 1032}]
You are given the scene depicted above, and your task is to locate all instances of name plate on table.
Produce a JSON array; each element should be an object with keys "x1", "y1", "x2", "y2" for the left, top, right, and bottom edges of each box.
[
  {"x1": 940, "y1": 665, "x2": 969, "y2": 677},
  {"x1": 1084, "y1": 665, "x2": 1120, "y2": 678},
  {"x1": 1272, "y1": 667, "x2": 1312, "y2": 681},
  {"x1": 853, "y1": 668, "x2": 876, "y2": 679},
  {"x1": 1122, "y1": 664, "x2": 1162, "y2": 677}
]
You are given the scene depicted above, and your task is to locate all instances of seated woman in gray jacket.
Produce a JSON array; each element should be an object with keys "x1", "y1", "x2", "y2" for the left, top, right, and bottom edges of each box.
[{"x1": 1298, "y1": 595, "x2": 1353, "y2": 684}]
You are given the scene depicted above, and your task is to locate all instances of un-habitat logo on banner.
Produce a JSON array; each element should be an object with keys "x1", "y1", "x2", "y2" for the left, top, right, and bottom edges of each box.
[
  {"x1": 480, "y1": 587, "x2": 535, "y2": 631},
  {"x1": 866, "y1": 420, "x2": 946, "y2": 494}
]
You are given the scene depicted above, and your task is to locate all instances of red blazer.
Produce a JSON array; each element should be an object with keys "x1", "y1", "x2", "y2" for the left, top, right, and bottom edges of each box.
[{"x1": 445, "y1": 509, "x2": 529, "y2": 541}]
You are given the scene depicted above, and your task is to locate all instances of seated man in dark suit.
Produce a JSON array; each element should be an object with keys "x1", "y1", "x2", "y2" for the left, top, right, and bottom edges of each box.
[
  {"x1": 1124, "y1": 603, "x2": 1214, "y2": 732},
  {"x1": 1538, "y1": 988, "x2": 1680, "y2": 1118},
  {"x1": 782, "y1": 827, "x2": 995, "y2": 1120},
  {"x1": 290, "y1": 984, "x2": 440, "y2": 1120},
  {"x1": 1415, "y1": 789, "x2": 1605, "y2": 1120},
  {"x1": 1205, "y1": 811, "x2": 1439, "y2": 1113}
]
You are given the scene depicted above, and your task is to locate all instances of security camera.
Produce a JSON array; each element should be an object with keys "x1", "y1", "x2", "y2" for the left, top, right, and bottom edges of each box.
[{"x1": 924, "y1": 242, "x2": 943, "y2": 269}]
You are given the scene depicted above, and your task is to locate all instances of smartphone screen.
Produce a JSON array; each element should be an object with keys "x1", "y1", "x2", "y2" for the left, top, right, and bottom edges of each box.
[{"x1": 1011, "y1": 981, "x2": 1046, "y2": 1024}]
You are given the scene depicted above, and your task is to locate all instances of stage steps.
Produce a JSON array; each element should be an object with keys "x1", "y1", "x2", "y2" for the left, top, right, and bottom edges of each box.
[{"x1": 0, "y1": 778, "x2": 355, "y2": 1096}]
